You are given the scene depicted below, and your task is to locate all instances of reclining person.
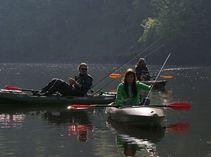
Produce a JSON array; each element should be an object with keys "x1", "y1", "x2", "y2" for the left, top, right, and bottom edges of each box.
[{"x1": 40, "y1": 63, "x2": 93, "y2": 96}]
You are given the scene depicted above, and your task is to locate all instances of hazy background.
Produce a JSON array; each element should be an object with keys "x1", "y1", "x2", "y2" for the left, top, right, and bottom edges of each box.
[{"x1": 0, "y1": 0, "x2": 210, "y2": 65}]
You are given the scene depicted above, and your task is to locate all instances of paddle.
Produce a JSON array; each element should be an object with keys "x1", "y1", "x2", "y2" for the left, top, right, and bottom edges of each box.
[
  {"x1": 67, "y1": 104, "x2": 118, "y2": 110},
  {"x1": 4, "y1": 85, "x2": 39, "y2": 93},
  {"x1": 159, "y1": 101, "x2": 191, "y2": 111},
  {"x1": 108, "y1": 73, "x2": 174, "y2": 79},
  {"x1": 68, "y1": 101, "x2": 191, "y2": 111}
]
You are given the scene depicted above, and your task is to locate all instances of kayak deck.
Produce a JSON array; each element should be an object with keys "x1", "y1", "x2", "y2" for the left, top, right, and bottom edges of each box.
[{"x1": 106, "y1": 106, "x2": 165, "y2": 127}]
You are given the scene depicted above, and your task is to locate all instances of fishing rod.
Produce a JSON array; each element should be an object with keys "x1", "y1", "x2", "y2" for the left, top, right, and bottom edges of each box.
[
  {"x1": 92, "y1": 38, "x2": 163, "y2": 94},
  {"x1": 143, "y1": 53, "x2": 171, "y2": 105}
]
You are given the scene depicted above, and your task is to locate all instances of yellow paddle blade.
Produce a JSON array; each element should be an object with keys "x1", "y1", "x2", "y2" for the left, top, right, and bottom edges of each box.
[
  {"x1": 109, "y1": 73, "x2": 122, "y2": 79},
  {"x1": 160, "y1": 74, "x2": 174, "y2": 79}
]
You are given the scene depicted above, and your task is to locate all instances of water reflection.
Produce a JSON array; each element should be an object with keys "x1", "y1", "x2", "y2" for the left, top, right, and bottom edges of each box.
[
  {"x1": 0, "y1": 113, "x2": 25, "y2": 128},
  {"x1": 166, "y1": 121, "x2": 191, "y2": 134},
  {"x1": 68, "y1": 123, "x2": 93, "y2": 142},
  {"x1": 108, "y1": 121, "x2": 165, "y2": 157},
  {"x1": 42, "y1": 109, "x2": 93, "y2": 142}
]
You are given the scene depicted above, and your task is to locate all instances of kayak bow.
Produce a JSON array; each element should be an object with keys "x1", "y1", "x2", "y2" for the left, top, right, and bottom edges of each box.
[{"x1": 106, "y1": 106, "x2": 165, "y2": 127}]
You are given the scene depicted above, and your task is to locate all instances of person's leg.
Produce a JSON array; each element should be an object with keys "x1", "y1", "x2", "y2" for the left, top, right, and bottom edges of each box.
[
  {"x1": 46, "y1": 79, "x2": 73, "y2": 95},
  {"x1": 41, "y1": 78, "x2": 59, "y2": 93},
  {"x1": 40, "y1": 78, "x2": 85, "y2": 96}
]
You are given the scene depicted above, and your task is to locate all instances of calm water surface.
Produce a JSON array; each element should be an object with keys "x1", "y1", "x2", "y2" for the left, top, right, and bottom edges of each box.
[{"x1": 0, "y1": 63, "x2": 210, "y2": 157}]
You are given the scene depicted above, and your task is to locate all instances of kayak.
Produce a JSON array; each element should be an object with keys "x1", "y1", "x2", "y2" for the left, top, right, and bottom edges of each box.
[
  {"x1": 0, "y1": 89, "x2": 115, "y2": 107},
  {"x1": 142, "y1": 80, "x2": 167, "y2": 91},
  {"x1": 106, "y1": 106, "x2": 165, "y2": 127}
]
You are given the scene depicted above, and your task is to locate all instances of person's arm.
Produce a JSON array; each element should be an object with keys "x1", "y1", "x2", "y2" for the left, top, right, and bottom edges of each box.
[
  {"x1": 69, "y1": 78, "x2": 82, "y2": 88},
  {"x1": 137, "y1": 81, "x2": 151, "y2": 91}
]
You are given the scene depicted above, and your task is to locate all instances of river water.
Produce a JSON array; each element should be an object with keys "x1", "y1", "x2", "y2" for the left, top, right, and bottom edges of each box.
[{"x1": 0, "y1": 63, "x2": 210, "y2": 157}]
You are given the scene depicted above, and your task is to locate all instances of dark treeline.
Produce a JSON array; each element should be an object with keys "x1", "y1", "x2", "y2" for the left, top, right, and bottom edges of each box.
[{"x1": 0, "y1": 0, "x2": 210, "y2": 65}]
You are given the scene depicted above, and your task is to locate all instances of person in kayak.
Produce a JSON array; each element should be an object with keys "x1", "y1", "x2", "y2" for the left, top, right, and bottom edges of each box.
[
  {"x1": 135, "y1": 58, "x2": 151, "y2": 81},
  {"x1": 115, "y1": 68, "x2": 151, "y2": 106},
  {"x1": 40, "y1": 63, "x2": 93, "y2": 96}
]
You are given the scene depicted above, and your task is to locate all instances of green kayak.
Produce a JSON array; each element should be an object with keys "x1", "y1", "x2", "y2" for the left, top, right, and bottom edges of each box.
[{"x1": 0, "y1": 89, "x2": 115, "y2": 107}]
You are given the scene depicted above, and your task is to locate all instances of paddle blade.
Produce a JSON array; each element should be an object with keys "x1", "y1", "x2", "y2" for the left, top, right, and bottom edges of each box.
[
  {"x1": 160, "y1": 74, "x2": 174, "y2": 79},
  {"x1": 109, "y1": 73, "x2": 121, "y2": 79},
  {"x1": 4, "y1": 85, "x2": 22, "y2": 91},
  {"x1": 167, "y1": 101, "x2": 192, "y2": 111}
]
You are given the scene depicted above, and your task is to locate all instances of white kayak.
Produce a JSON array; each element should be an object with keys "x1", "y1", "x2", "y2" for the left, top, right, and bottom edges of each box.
[{"x1": 106, "y1": 106, "x2": 165, "y2": 127}]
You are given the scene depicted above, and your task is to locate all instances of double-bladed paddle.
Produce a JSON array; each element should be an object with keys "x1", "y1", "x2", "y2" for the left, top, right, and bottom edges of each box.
[
  {"x1": 109, "y1": 73, "x2": 174, "y2": 79},
  {"x1": 68, "y1": 101, "x2": 191, "y2": 111}
]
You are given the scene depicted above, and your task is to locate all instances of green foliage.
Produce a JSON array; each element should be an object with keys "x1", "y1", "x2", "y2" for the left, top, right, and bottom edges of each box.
[
  {"x1": 151, "y1": 0, "x2": 189, "y2": 42},
  {"x1": 138, "y1": 0, "x2": 211, "y2": 64},
  {"x1": 139, "y1": 18, "x2": 159, "y2": 43}
]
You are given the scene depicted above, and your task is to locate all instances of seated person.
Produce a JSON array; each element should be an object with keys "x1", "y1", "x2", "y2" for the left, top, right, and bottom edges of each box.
[
  {"x1": 115, "y1": 68, "x2": 151, "y2": 106},
  {"x1": 135, "y1": 58, "x2": 151, "y2": 81},
  {"x1": 40, "y1": 63, "x2": 93, "y2": 96}
]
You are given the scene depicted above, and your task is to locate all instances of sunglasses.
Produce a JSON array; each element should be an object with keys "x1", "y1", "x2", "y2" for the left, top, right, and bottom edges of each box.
[{"x1": 80, "y1": 68, "x2": 87, "y2": 71}]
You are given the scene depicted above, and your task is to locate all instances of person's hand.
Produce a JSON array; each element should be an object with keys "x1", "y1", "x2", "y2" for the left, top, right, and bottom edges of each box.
[{"x1": 69, "y1": 78, "x2": 76, "y2": 85}]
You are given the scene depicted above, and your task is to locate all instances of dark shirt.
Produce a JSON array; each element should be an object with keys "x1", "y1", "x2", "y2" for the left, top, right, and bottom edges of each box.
[
  {"x1": 75, "y1": 73, "x2": 93, "y2": 95},
  {"x1": 135, "y1": 66, "x2": 150, "y2": 81}
]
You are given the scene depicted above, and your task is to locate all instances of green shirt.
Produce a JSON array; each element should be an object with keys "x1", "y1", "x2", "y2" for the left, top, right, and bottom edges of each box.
[{"x1": 115, "y1": 81, "x2": 151, "y2": 106}]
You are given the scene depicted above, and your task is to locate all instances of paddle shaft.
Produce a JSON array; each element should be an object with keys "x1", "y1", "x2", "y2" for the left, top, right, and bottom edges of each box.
[
  {"x1": 69, "y1": 101, "x2": 191, "y2": 111},
  {"x1": 150, "y1": 74, "x2": 174, "y2": 79},
  {"x1": 88, "y1": 104, "x2": 172, "y2": 108},
  {"x1": 109, "y1": 74, "x2": 174, "y2": 80}
]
